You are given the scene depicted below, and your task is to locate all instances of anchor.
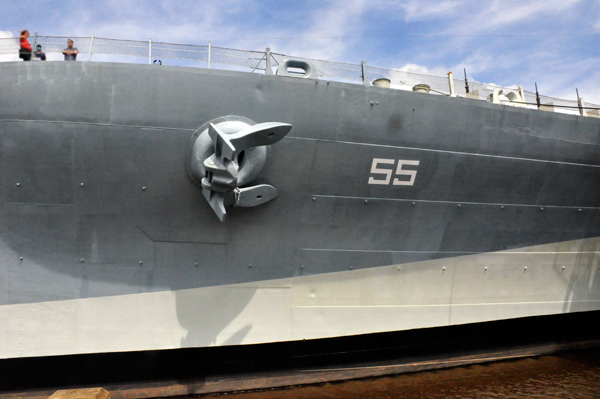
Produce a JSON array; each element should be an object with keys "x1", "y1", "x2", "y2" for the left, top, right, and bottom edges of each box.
[{"x1": 189, "y1": 117, "x2": 292, "y2": 221}]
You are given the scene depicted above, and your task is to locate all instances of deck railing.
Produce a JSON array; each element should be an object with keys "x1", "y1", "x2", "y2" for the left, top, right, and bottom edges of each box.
[{"x1": 1, "y1": 34, "x2": 598, "y2": 116}]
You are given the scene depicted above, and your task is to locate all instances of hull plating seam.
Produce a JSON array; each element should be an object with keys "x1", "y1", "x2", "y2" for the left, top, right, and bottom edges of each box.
[
  {"x1": 301, "y1": 249, "x2": 600, "y2": 254},
  {"x1": 287, "y1": 137, "x2": 600, "y2": 166},
  {"x1": 311, "y1": 194, "x2": 600, "y2": 210},
  {"x1": 0, "y1": 119, "x2": 196, "y2": 132},
  {"x1": 2, "y1": 120, "x2": 597, "y2": 166}
]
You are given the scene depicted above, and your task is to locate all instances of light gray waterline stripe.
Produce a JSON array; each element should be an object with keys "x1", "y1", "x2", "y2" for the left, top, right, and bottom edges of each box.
[
  {"x1": 301, "y1": 248, "x2": 600, "y2": 254},
  {"x1": 311, "y1": 194, "x2": 600, "y2": 210},
  {"x1": 287, "y1": 137, "x2": 600, "y2": 168}
]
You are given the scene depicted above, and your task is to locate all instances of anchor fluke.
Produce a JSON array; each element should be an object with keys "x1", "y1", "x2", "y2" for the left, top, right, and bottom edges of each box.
[{"x1": 235, "y1": 184, "x2": 279, "y2": 207}]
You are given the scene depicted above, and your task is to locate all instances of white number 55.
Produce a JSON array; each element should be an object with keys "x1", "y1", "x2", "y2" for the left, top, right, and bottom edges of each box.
[{"x1": 368, "y1": 158, "x2": 420, "y2": 186}]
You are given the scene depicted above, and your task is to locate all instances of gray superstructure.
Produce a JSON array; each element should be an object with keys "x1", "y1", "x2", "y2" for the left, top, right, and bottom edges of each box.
[{"x1": 1, "y1": 60, "x2": 599, "y2": 360}]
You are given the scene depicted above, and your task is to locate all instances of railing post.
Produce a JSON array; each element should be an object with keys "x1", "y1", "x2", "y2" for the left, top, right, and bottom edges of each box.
[
  {"x1": 576, "y1": 89, "x2": 587, "y2": 117},
  {"x1": 447, "y1": 72, "x2": 456, "y2": 97},
  {"x1": 148, "y1": 38, "x2": 152, "y2": 65},
  {"x1": 265, "y1": 47, "x2": 273, "y2": 75},
  {"x1": 88, "y1": 33, "x2": 94, "y2": 62},
  {"x1": 361, "y1": 60, "x2": 369, "y2": 86},
  {"x1": 208, "y1": 42, "x2": 211, "y2": 69},
  {"x1": 578, "y1": 97, "x2": 588, "y2": 117},
  {"x1": 32, "y1": 32, "x2": 38, "y2": 52}
]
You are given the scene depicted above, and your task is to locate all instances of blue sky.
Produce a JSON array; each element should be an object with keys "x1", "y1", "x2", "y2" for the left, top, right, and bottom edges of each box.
[{"x1": 2, "y1": 0, "x2": 600, "y2": 103}]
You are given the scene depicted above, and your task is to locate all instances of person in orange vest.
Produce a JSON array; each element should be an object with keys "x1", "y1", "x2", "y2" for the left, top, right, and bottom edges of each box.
[{"x1": 19, "y1": 30, "x2": 32, "y2": 61}]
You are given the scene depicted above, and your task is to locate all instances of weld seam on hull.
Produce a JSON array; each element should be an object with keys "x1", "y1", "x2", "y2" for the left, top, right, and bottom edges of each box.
[
  {"x1": 5, "y1": 202, "x2": 75, "y2": 207},
  {"x1": 311, "y1": 194, "x2": 600, "y2": 210},
  {"x1": 288, "y1": 137, "x2": 600, "y2": 167},
  {"x1": 301, "y1": 248, "x2": 600, "y2": 254},
  {"x1": 0, "y1": 118, "x2": 195, "y2": 132}
]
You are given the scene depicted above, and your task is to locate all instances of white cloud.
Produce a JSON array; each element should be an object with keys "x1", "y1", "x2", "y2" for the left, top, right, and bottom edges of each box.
[
  {"x1": 397, "y1": 63, "x2": 430, "y2": 74},
  {"x1": 442, "y1": 0, "x2": 582, "y2": 35},
  {"x1": 270, "y1": 0, "x2": 370, "y2": 60},
  {"x1": 396, "y1": 63, "x2": 448, "y2": 76},
  {"x1": 396, "y1": 0, "x2": 461, "y2": 22},
  {"x1": 485, "y1": 0, "x2": 579, "y2": 28},
  {"x1": 373, "y1": 0, "x2": 583, "y2": 32},
  {"x1": 0, "y1": 31, "x2": 14, "y2": 38},
  {"x1": 45, "y1": 0, "x2": 250, "y2": 44}
]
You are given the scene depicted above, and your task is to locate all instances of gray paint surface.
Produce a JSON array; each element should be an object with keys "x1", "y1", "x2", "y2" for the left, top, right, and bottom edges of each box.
[{"x1": 1, "y1": 61, "x2": 600, "y2": 306}]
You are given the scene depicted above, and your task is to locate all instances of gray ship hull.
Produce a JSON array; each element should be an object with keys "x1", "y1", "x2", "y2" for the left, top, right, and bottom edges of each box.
[{"x1": 1, "y1": 61, "x2": 599, "y2": 360}]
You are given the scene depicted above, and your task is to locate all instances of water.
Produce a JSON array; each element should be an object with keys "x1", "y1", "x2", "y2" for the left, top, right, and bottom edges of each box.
[{"x1": 202, "y1": 349, "x2": 600, "y2": 399}]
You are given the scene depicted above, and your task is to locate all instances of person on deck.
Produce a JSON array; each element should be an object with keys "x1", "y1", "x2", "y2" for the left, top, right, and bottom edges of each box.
[
  {"x1": 62, "y1": 39, "x2": 78, "y2": 61},
  {"x1": 33, "y1": 44, "x2": 46, "y2": 61},
  {"x1": 19, "y1": 30, "x2": 32, "y2": 61}
]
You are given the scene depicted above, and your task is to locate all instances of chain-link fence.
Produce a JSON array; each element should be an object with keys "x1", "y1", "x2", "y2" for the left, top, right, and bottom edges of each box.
[{"x1": 1, "y1": 35, "x2": 598, "y2": 115}]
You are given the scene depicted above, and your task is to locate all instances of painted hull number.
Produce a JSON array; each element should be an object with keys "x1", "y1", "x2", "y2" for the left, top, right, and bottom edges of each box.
[{"x1": 368, "y1": 158, "x2": 420, "y2": 186}]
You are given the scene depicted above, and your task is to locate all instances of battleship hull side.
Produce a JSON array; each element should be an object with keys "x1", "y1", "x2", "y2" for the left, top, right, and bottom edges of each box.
[{"x1": 0, "y1": 61, "x2": 600, "y2": 360}]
